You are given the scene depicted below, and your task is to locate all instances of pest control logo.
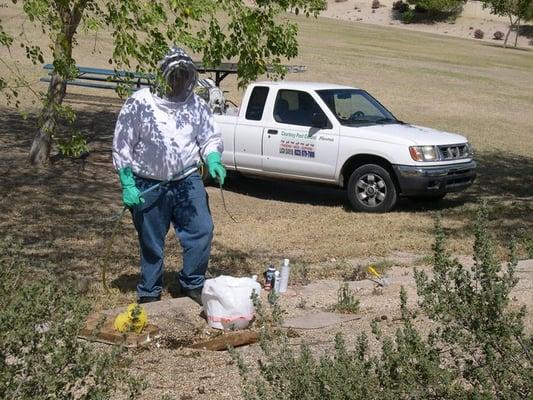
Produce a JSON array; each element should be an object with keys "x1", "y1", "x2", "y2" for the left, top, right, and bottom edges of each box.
[{"x1": 279, "y1": 139, "x2": 315, "y2": 158}]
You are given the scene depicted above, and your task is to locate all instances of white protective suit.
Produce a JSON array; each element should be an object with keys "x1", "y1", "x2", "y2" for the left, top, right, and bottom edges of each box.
[{"x1": 112, "y1": 49, "x2": 223, "y2": 181}]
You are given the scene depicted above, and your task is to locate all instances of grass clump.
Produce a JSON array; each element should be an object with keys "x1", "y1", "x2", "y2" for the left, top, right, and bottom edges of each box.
[
  {"x1": 290, "y1": 260, "x2": 311, "y2": 286},
  {"x1": 0, "y1": 237, "x2": 142, "y2": 399},
  {"x1": 233, "y1": 204, "x2": 532, "y2": 399},
  {"x1": 331, "y1": 283, "x2": 360, "y2": 314}
]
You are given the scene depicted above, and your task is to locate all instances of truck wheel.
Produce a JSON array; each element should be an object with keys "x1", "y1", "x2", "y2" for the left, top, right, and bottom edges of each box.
[{"x1": 347, "y1": 164, "x2": 397, "y2": 213}]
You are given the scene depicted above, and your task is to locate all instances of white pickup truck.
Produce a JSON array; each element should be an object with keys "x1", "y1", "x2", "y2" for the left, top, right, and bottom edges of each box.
[{"x1": 213, "y1": 81, "x2": 476, "y2": 212}]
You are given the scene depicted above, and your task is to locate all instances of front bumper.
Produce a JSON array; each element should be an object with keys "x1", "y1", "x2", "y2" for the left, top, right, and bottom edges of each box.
[{"x1": 392, "y1": 161, "x2": 476, "y2": 196}]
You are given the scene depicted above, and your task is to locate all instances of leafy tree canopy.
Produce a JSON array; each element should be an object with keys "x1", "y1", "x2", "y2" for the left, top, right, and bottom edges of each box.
[{"x1": 0, "y1": 0, "x2": 326, "y2": 164}]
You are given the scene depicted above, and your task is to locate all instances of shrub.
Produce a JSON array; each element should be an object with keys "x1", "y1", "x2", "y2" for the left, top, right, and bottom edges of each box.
[
  {"x1": 331, "y1": 283, "x2": 360, "y2": 313},
  {"x1": 372, "y1": 0, "x2": 381, "y2": 9},
  {"x1": 410, "y1": 0, "x2": 465, "y2": 13},
  {"x1": 392, "y1": 0, "x2": 410, "y2": 12},
  {"x1": 493, "y1": 30, "x2": 505, "y2": 40},
  {"x1": 400, "y1": 0, "x2": 465, "y2": 22},
  {"x1": 474, "y1": 28, "x2": 484, "y2": 39},
  {"x1": 0, "y1": 237, "x2": 142, "y2": 399},
  {"x1": 233, "y1": 205, "x2": 532, "y2": 400},
  {"x1": 414, "y1": 3, "x2": 429, "y2": 12},
  {"x1": 402, "y1": 9, "x2": 415, "y2": 22}
]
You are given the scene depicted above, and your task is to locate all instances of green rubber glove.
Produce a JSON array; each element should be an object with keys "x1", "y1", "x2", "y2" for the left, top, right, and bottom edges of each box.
[
  {"x1": 118, "y1": 167, "x2": 144, "y2": 208},
  {"x1": 206, "y1": 152, "x2": 226, "y2": 185}
]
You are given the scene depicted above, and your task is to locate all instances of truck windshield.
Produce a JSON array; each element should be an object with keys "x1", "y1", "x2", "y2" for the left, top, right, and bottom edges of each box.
[{"x1": 316, "y1": 89, "x2": 398, "y2": 126}]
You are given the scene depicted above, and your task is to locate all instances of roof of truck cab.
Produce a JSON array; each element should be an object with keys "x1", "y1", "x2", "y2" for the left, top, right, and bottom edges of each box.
[{"x1": 251, "y1": 81, "x2": 360, "y2": 90}]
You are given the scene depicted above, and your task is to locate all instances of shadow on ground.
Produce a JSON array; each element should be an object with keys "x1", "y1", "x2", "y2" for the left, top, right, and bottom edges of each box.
[
  {"x1": 111, "y1": 271, "x2": 182, "y2": 296},
  {"x1": 0, "y1": 105, "x2": 531, "y2": 284},
  {"x1": 519, "y1": 25, "x2": 533, "y2": 39},
  {"x1": 481, "y1": 42, "x2": 532, "y2": 52},
  {"x1": 0, "y1": 105, "x2": 124, "y2": 277},
  {"x1": 221, "y1": 150, "x2": 532, "y2": 209},
  {"x1": 110, "y1": 243, "x2": 281, "y2": 295}
]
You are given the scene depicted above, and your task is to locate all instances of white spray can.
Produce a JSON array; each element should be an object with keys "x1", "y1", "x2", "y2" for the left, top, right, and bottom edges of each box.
[
  {"x1": 273, "y1": 270, "x2": 281, "y2": 293},
  {"x1": 279, "y1": 258, "x2": 290, "y2": 293}
]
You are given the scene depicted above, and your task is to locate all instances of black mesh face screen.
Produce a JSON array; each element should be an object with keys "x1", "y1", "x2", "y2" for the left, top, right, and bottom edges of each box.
[{"x1": 158, "y1": 47, "x2": 198, "y2": 102}]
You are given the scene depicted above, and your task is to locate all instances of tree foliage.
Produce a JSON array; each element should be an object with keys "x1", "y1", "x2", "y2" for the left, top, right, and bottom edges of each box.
[
  {"x1": 481, "y1": 0, "x2": 533, "y2": 47},
  {"x1": 0, "y1": 0, "x2": 326, "y2": 164}
]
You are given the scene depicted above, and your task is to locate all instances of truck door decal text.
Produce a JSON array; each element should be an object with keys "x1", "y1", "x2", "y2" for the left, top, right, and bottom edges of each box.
[{"x1": 279, "y1": 139, "x2": 315, "y2": 158}]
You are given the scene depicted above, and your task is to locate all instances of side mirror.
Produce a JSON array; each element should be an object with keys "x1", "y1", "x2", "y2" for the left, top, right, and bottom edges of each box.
[{"x1": 311, "y1": 112, "x2": 328, "y2": 128}]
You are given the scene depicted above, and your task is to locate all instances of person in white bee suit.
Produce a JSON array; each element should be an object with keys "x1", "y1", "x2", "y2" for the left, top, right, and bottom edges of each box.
[{"x1": 112, "y1": 47, "x2": 226, "y2": 304}]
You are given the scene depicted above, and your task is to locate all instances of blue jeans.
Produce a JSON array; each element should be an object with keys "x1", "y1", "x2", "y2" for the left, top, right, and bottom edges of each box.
[{"x1": 131, "y1": 172, "x2": 213, "y2": 299}]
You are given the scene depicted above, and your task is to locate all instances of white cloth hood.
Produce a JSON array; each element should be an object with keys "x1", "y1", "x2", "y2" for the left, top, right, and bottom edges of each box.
[{"x1": 158, "y1": 47, "x2": 198, "y2": 103}]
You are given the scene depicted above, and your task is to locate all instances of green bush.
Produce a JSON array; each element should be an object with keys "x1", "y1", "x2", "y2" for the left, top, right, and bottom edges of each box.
[
  {"x1": 331, "y1": 283, "x2": 360, "y2": 314},
  {"x1": 396, "y1": 0, "x2": 464, "y2": 22},
  {"x1": 408, "y1": 0, "x2": 465, "y2": 12},
  {"x1": 233, "y1": 205, "x2": 532, "y2": 399},
  {"x1": 401, "y1": 9, "x2": 415, "y2": 22},
  {"x1": 0, "y1": 237, "x2": 142, "y2": 399}
]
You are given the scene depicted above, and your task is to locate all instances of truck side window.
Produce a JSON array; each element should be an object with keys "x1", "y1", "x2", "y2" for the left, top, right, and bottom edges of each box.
[
  {"x1": 245, "y1": 86, "x2": 269, "y2": 121},
  {"x1": 274, "y1": 90, "x2": 330, "y2": 128}
]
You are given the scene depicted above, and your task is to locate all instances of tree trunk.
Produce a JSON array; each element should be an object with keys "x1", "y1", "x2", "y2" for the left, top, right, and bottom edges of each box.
[
  {"x1": 29, "y1": 3, "x2": 84, "y2": 165},
  {"x1": 503, "y1": 15, "x2": 513, "y2": 48},
  {"x1": 514, "y1": 19, "x2": 520, "y2": 47},
  {"x1": 29, "y1": 72, "x2": 68, "y2": 165}
]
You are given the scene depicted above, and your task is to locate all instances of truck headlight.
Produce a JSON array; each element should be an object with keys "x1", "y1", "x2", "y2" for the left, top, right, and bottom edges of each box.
[
  {"x1": 466, "y1": 142, "x2": 474, "y2": 157},
  {"x1": 409, "y1": 145, "x2": 438, "y2": 162}
]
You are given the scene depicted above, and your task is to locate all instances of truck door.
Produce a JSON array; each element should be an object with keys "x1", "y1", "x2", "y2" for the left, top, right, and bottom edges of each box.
[
  {"x1": 262, "y1": 89, "x2": 339, "y2": 180},
  {"x1": 233, "y1": 86, "x2": 270, "y2": 172}
]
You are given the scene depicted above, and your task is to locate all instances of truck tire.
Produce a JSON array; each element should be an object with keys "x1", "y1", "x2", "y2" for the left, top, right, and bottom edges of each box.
[{"x1": 347, "y1": 164, "x2": 397, "y2": 213}]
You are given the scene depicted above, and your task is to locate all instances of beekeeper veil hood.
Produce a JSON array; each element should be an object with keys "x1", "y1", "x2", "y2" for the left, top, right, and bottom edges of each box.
[{"x1": 158, "y1": 47, "x2": 198, "y2": 102}]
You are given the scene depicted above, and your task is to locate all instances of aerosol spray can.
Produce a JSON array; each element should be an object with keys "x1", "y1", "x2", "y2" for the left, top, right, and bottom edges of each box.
[
  {"x1": 263, "y1": 265, "x2": 276, "y2": 291},
  {"x1": 273, "y1": 270, "x2": 281, "y2": 293},
  {"x1": 279, "y1": 258, "x2": 291, "y2": 293}
]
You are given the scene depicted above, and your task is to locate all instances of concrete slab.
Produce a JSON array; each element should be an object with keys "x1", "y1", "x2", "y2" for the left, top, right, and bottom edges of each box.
[
  {"x1": 282, "y1": 311, "x2": 360, "y2": 330},
  {"x1": 102, "y1": 296, "x2": 200, "y2": 317}
]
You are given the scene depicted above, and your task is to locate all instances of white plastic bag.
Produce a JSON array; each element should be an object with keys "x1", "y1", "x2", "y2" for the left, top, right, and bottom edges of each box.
[{"x1": 202, "y1": 275, "x2": 261, "y2": 330}]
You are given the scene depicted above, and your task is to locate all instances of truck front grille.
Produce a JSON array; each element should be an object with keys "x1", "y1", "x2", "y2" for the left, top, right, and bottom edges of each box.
[{"x1": 438, "y1": 144, "x2": 470, "y2": 160}]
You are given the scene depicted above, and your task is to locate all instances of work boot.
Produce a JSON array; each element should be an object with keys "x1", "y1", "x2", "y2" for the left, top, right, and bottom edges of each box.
[
  {"x1": 182, "y1": 287, "x2": 203, "y2": 306},
  {"x1": 138, "y1": 295, "x2": 161, "y2": 304}
]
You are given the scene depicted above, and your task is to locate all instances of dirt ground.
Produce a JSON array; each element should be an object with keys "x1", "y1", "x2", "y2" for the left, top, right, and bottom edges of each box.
[
  {"x1": 105, "y1": 258, "x2": 532, "y2": 400},
  {"x1": 1, "y1": 2, "x2": 532, "y2": 399},
  {"x1": 321, "y1": 0, "x2": 533, "y2": 48}
]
